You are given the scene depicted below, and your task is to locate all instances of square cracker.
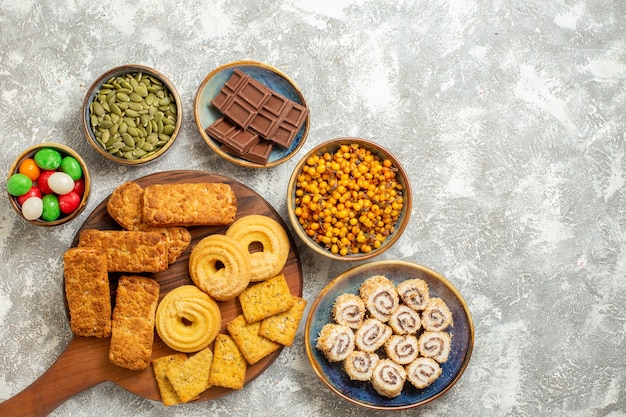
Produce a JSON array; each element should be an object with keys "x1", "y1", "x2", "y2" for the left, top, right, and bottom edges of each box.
[
  {"x1": 238, "y1": 274, "x2": 295, "y2": 323},
  {"x1": 152, "y1": 353, "x2": 188, "y2": 406},
  {"x1": 208, "y1": 334, "x2": 247, "y2": 390},
  {"x1": 259, "y1": 296, "x2": 307, "y2": 346},
  {"x1": 166, "y1": 347, "x2": 214, "y2": 403},
  {"x1": 227, "y1": 314, "x2": 281, "y2": 365}
]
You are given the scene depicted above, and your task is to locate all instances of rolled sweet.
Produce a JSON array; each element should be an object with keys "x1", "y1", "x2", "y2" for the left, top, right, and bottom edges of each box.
[
  {"x1": 421, "y1": 297, "x2": 453, "y2": 331},
  {"x1": 384, "y1": 334, "x2": 419, "y2": 365},
  {"x1": 389, "y1": 304, "x2": 421, "y2": 335},
  {"x1": 316, "y1": 323, "x2": 355, "y2": 362},
  {"x1": 355, "y1": 318, "x2": 392, "y2": 353},
  {"x1": 155, "y1": 285, "x2": 221, "y2": 353},
  {"x1": 397, "y1": 278, "x2": 430, "y2": 311},
  {"x1": 359, "y1": 275, "x2": 399, "y2": 322},
  {"x1": 332, "y1": 293, "x2": 366, "y2": 329},
  {"x1": 343, "y1": 350, "x2": 379, "y2": 381},
  {"x1": 406, "y1": 357, "x2": 442, "y2": 389},
  {"x1": 418, "y1": 331, "x2": 452, "y2": 363},
  {"x1": 371, "y1": 358, "x2": 407, "y2": 398}
]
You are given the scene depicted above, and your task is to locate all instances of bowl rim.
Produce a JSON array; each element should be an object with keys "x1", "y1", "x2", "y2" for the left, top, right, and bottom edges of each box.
[
  {"x1": 82, "y1": 64, "x2": 182, "y2": 165},
  {"x1": 304, "y1": 259, "x2": 475, "y2": 410},
  {"x1": 193, "y1": 59, "x2": 310, "y2": 168},
  {"x1": 7, "y1": 142, "x2": 91, "y2": 226},
  {"x1": 286, "y1": 137, "x2": 412, "y2": 261}
]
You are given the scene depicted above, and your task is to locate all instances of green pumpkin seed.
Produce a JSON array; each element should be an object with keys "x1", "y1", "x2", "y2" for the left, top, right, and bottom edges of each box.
[
  {"x1": 93, "y1": 102, "x2": 105, "y2": 117},
  {"x1": 110, "y1": 103, "x2": 122, "y2": 115},
  {"x1": 125, "y1": 109, "x2": 140, "y2": 118},
  {"x1": 116, "y1": 92, "x2": 131, "y2": 102},
  {"x1": 163, "y1": 125, "x2": 175, "y2": 135},
  {"x1": 128, "y1": 102, "x2": 143, "y2": 111}
]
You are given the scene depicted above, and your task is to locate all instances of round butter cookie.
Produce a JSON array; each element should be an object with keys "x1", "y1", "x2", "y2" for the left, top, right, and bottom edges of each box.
[
  {"x1": 155, "y1": 285, "x2": 221, "y2": 353},
  {"x1": 225, "y1": 214, "x2": 290, "y2": 282},
  {"x1": 189, "y1": 234, "x2": 251, "y2": 301}
]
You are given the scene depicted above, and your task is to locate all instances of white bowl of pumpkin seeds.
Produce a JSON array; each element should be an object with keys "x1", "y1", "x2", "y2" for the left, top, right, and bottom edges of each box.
[{"x1": 83, "y1": 64, "x2": 182, "y2": 165}]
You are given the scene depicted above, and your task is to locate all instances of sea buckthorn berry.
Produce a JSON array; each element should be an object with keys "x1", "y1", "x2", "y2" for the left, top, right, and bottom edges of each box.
[{"x1": 294, "y1": 143, "x2": 404, "y2": 256}]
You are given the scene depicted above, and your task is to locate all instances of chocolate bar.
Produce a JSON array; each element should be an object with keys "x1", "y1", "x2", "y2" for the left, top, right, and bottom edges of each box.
[{"x1": 211, "y1": 70, "x2": 308, "y2": 150}]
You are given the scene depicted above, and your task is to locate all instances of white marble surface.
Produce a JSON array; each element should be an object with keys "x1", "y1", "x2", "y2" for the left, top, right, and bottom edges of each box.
[{"x1": 1, "y1": 1, "x2": 625, "y2": 416}]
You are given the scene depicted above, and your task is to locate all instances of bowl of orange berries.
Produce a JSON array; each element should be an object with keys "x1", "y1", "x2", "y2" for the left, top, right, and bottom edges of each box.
[
  {"x1": 6, "y1": 142, "x2": 91, "y2": 226},
  {"x1": 286, "y1": 138, "x2": 412, "y2": 261}
]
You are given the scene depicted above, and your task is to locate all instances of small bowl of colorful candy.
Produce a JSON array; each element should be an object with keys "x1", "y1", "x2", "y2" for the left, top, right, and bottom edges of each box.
[{"x1": 6, "y1": 142, "x2": 90, "y2": 226}]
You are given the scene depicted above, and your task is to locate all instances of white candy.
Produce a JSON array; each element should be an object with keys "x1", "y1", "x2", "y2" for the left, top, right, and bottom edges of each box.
[
  {"x1": 22, "y1": 197, "x2": 43, "y2": 220},
  {"x1": 48, "y1": 172, "x2": 75, "y2": 195}
]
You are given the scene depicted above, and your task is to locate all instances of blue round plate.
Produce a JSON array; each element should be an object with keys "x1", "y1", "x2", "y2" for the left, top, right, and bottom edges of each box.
[
  {"x1": 305, "y1": 260, "x2": 474, "y2": 410},
  {"x1": 194, "y1": 60, "x2": 310, "y2": 168}
]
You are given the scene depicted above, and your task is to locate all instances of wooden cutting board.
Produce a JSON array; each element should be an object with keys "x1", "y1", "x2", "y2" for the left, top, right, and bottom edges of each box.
[{"x1": 0, "y1": 170, "x2": 303, "y2": 417}]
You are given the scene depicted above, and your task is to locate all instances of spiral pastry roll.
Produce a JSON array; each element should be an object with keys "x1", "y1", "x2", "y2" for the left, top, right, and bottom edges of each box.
[
  {"x1": 397, "y1": 278, "x2": 430, "y2": 311},
  {"x1": 371, "y1": 358, "x2": 407, "y2": 398},
  {"x1": 359, "y1": 275, "x2": 399, "y2": 322},
  {"x1": 343, "y1": 351, "x2": 379, "y2": 381},
  {"x1": 332, "y1": 293, "x2": 366, "y2": 329},
  {"x1": 421, "y1": 297, "x2": 453, "y2": 331},
  {"x1": 155, "y1": 285, "x2": 222, "y2": 353},
  {"x1": 316, "y1": 323, "x2": 355, "y2": 362},
  {"x1": 355, "y1": 318, "x2": 392, "y2": 353},
  {"x1": 384, "y1": 334, "x2": 419, "y2": 365},
  {"x1": 389, "y1": 304, "x2": 421, "y2": 335},
  {"x1": 406, "y1": 357, "x2": 442, "y2": 389},
  {"x1": 418, "y1": 331, "x2": 452, "y2": 363}
]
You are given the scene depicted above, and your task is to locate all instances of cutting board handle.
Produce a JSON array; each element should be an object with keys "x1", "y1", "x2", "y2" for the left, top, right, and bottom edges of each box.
[{"x1": 0, "y1": 337, "x2": 109, "y2": 417}]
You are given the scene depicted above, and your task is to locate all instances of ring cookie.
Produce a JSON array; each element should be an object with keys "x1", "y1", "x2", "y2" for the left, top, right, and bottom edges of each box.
[
  {"x1": 225, "y1": 214, "x2": 290, "y2": 282},
  {"x1": 155, "y1": 285, "x2": 221, "y2": 353},
  {"x1": 189, "y1": 234, "x2": 251, "y2": 301}
]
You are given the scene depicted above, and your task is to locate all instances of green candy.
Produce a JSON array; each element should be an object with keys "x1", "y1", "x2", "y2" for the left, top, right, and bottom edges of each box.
[
  {"x1": 34, "y1": 148, "x2": 62, "y2": 170},
  {"x1": 41, "y1": 194, "x2": 60, "y2": 222},
  {"x1": 60, "y1": 156, "x2": 83, "y2": 181},
  {"x1": 6, "y1": 173, "x2": 33, "y2": 196}
]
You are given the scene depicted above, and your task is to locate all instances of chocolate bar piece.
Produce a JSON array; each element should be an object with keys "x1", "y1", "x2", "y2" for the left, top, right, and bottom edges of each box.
[
  {"x1": 211, "y1": 70, "x2": 307, "y2": 149},
  {"x1": 222, "y1": 140, "x2": 274, "y2": 165},
  {"x1": 206, "y1": 117, "x2": 260, "y2": 154}
]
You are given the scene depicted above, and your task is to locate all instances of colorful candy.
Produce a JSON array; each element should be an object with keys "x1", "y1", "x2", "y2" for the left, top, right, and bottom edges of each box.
[
  {"x1": 48, "y1": 172, "x2": 75, "y2": 195},
  {"x1": 60, "y1": 156, "x2": 83, "y2": 181},
  {"x1": 59, "y1": 191, "x2": 81, "y2": 214},
  {"x1": 34, "y1": 148, "x2": 62, "y2": 170},
  {"x1": 18, "y1": 158, "x2": 41, "y2": 181},
  {"x1": 8, "y1": 147, "x2": 86, "y2": 222},
  {"x1": 22, "y1": 197, "x2": 43, "y2": 220},
  {"x1": 17, "y1": 185, "x2": 42, "y2": 206},
  {"x1": 41, "y1": 194, "x2": 61, "y2": 221},
  {"x1": 7, "y1": 173, "x2": 33, "y2": 196}
]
